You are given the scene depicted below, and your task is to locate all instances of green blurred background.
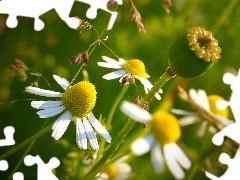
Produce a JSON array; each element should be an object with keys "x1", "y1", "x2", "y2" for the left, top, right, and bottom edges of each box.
[{"x1": 0, "y1": 0, "x2": 240, "y2": 179}]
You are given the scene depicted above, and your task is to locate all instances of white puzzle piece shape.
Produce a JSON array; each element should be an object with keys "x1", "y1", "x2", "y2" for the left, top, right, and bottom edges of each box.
[
  {"x1": 0, "y1": 126, "x2": 15, "y2": 147},
  {"x1": 0, "y1": 160, "x2": 8, "y2": 171},
  {"x1": 76, "y1": 0, "x2": 123, "y2": 30},
  {"x1": 12, "y1": 172, "x2": 24, "y2": 180},
  {"x1": 24, "y1": 155, "x2": 60, "y2": 180},
  {"x1": 206, "y1": 147, "x2": 240, "y2": 180},
  {"x1": 205, "y1": 118, "x2": 240, "y2": 179},
  {"x1": 0, "y1": 0, "x2": 79, "y2": 31}
]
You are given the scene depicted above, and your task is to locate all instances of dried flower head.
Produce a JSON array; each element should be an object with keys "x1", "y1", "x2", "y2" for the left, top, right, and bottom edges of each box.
[
  {"x1": 162, "y1": 0, "x2": 172, "y2": 14},
  {"x1": 130, "y1": 0, "x2": 146, "y2": 33},
  {"x1": 70, "y1": 54, "x2": 82, "y2": 64},
  {"x1": 187, "y1": 26, "x2": 221, "y2": 63},
  {"x1": 70, "y1": 52, "x2": 89, "y2": 65},
  {"x1": 9, "y1": 59, "x2": 28, "y2": 81},
  {"x1": 82, "y1": 52, "x2": 89, "y2": 65}
]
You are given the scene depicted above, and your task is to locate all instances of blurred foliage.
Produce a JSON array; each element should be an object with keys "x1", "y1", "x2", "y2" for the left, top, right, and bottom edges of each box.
[{"x1": 0, "y1": 0, "x2": 240, "y2": 179}]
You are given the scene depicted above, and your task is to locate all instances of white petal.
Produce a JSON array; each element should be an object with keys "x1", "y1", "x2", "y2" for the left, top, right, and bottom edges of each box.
[
  {"x1": 115, "y1": 163, "x2": 132, "y2": 177},
  {"x1": 115, "y1": 155, "x2": 129, "y2": 164},
  {"x1": 31, "y1": 101, "x2": 62, "y2": 109},
  {"x1": 97, "y1": 173, "x2": 108, "y2": 180},
  {"x1": 189, "y1": 89, "x2": 209, "y2": 110},
  {"x1": 136, "y1": 77, "x2": 152, "y2": 90},
  {"x1": 102, "y1": 70, "x2": 126, "y2": 80},
  {"x1": 171, "y1": 109, "x2": 196, "y2": 116},
  {"x1": 137, "y1": 77, "x2": 162, "y2": 100},
  {"x1": 102, "y1": 56, "x2": 124, "y2": 65},
  {"x1": 53, "y1": 75, "x2": 69, "y2": 90},
  {"x1": 223, "y1": 72, "x2": 236, "y2": 85},
  {"x1": 131, "y1": 134, "x2": 154, "y2": 155},
  {"x1": 151, "y1": 144, "x2": 165, "y2": 173},
  {"x1": 178, "y1": 115, "x2": 199, "y2": 126},
  {"x1": 88, "y1": 113, "x2": 111, "y2": 143},
  {"x1": 197, "y1": 89, "x2": 210, "y2": 111},
  {"x1": 51, "y1": 111, "x2": 71, "y2": 140},
  {"x1": 82, "y1": 118, "x2": 99, "y2": 150},
  {"x1": 97, "y1": 62, "x2": 123, "y2": 69},
  {"x1": 25, "y1": 86, "x2": 62, "y2": 97},
  {"x1": 197, "y1": 121, "x2": 208, "y2": 138},
  {"x1": 120, "y1": 101, "x2": 152, "y2": 123},
  {"x1": 76, "y1": 118, "x2": 87, "y2": 149},
  {"x1": 163, "y1": 143, "x2": 191, "y2": 179},
  {"x1": 36, "y1": 106, "x2": 65, "y2": 118}
]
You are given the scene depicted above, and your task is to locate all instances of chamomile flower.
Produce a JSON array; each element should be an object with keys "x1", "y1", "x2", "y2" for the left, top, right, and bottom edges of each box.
[
  {"x1": 97, "y1": 56, "x2": 162, "y2": 100},
  {"x1": 171, "y1": 89, "x2": 232, "y2": 138},
  {"x1": 25, "y1": 75, "x2": 111, "y2": 150},
  {"x1": 120, "y1": 101, "x2": 191, "y2": 179},
  {"x1": 96, "y1": 156, "x2": 132, "y2": 180}
]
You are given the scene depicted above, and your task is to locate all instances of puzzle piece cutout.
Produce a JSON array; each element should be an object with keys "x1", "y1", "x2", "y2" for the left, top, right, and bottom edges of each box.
[
  {"x1": 24, "y1": 155, "x2": 60, "y2": 180},
  {"x1": 0, "y1": 160, "x2": 8, "y2": 171},
  {"x1": 228, "y1": 70, "x2": 240, "y2": 122},
  {"x1": 0, "y1": 0, "x2": 79, "y2": 31},
  {"x1": 205, "y1": 121, "x2": 240, "y2": 179},
  {"x1": 0, "y1": 0, "x2": 122, "y2": 31},
  {"x1": 0, "y1": 126, "x2": 15, "y2": 147},
  {"x1": 77, "y1": 0, "x2": 123, "y2": 30},
  {"x1": 12, "y1": 172, "x2": 24, "y2": 180},
  {"x1": 205, "y1": 147, "x2": 240, "y2": 180}
]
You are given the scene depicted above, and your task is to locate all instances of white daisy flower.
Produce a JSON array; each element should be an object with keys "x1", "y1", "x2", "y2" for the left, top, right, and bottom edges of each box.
[
  {"x1": 25, "y1": 75, "x2": 111, "y2": 150},
  {"x1": 97, "y1": 56, "x2": 162, "y2": 100},
  {"x1": 120, "y1": 101, "x2": 191, "y2": 179},
  {"x1": 96, "y1": 156, "x2": 132, "y2": 180},
  {"x1": 171, "y1": 89, "x2": 232, "y2": 138}
]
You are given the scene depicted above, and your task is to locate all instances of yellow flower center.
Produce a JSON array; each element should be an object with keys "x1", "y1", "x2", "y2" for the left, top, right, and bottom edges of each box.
[
  {"x1": 62, "y1": 81, "x2": 97, "y2": 117},
  {"x1": 208, "y1": 95, "x2": 228, "y2": 117},
  {"x1": 123, "y1": 59, "x2": 147, "y2": 78},
  {"x1": 151, "y1": 111, "x2": 181, "y2": 145},
  {"x1": 187, "y1": 26, "x2": 221, "y2": 63},
  {"x1": 101, "y1": 163, "x2": 117, "y2": 179}
]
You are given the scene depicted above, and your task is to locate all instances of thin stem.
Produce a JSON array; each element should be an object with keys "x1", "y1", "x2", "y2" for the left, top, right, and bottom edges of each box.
[
  {"x1": 106, "y1": 85, "x2": 129, "y2": 130},
  {"x1": 143, "y1": 67, "x2": 176, "y2": 102},
  {"x1": 100, "y1": 41, "x2": 120, "y2": 59},
  {"x1": 185, "y1": 123, "x2": 211, "y2": 180},
  {"x1": 68, "y1": 63, "x2": 85, "y2": 87},
  {"x1": 6, "y1": 121, "x2": 49, "y2": 180},
  {"x1": 93, "y1": 85, "x2": 129, "y2": 163},
  {"x1": 211, "y1": 0, "x2": 239, "y2": 34},
  {"x1": 7, "y1": 139, "x2": 35, "y2": 180},
  {"x1": 0, "y1": 122, "x2": 53, "y2": 160}
]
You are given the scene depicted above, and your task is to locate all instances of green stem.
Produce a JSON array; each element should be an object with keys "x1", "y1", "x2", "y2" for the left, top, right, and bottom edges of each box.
[
  {"x1": 81, "y1": 118, "x2": 136, "y2": 180},
  {"x1": 185, "y1": 123, "x2": 211, "y2": 180},
  {"x1": 106, "y1": 85, "x2": 129, "y2": 130},
  {"x1": 211, "y1": 0, "x2": 239, "y2": 34},
  {"x1": 68, "y1": 63, "x2": 85, "y2": 87},
  {"x1": 81, "y1": 67, "x2": 175, "y2": 179},
  {"x1": 143, "y1": 67, "x2": 176, "y2": 102},
  {"x1": 0, "y1": 122, "x2": 53, "y2": 160},
  {"x1": 7, "y1": 139, "x2": 35, "y2": 180},
  {"x1": 94, "y1": 86, "x2": 128, "y2": 166},
  {"x1": 6, "y1": 121, "x2": 49, "y2": 180}
]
